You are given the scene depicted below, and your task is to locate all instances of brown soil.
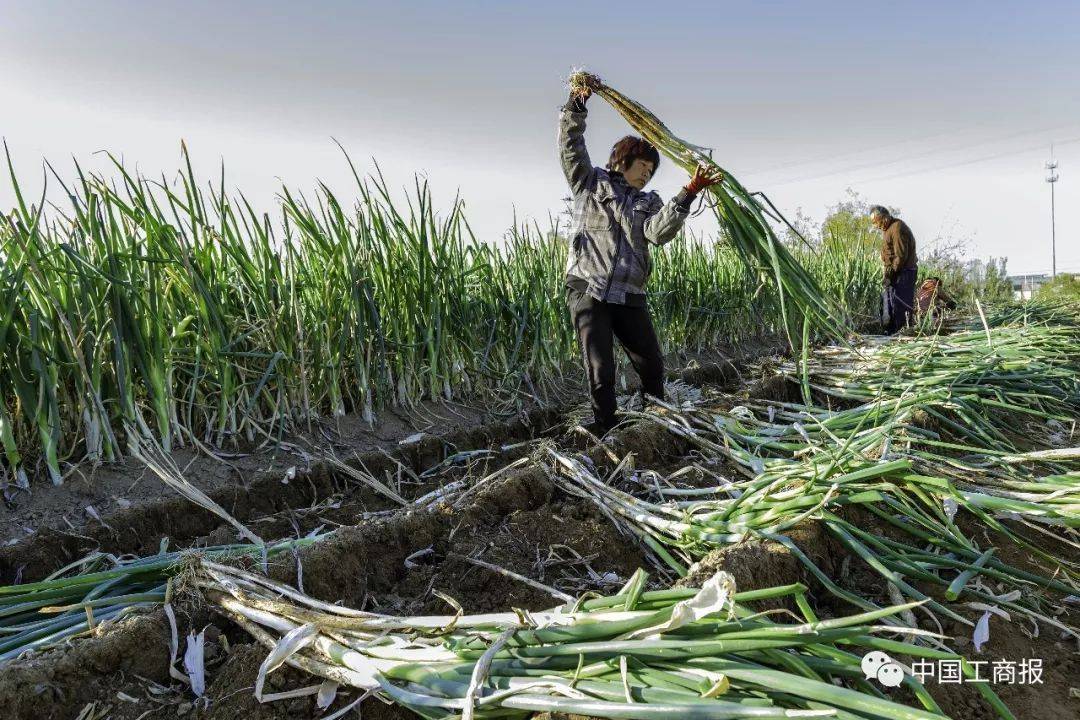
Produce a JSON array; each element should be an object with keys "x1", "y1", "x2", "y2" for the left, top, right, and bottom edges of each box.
[
  {"x1": 0, "y1": 459, "x2": 646, "y2": 719},
  {"x1": 0, "y1": 612, "x2": 172, "y2": 719},
  {"x1": 921, "y1": 516, "x2": 1079, "y2": 720},
  {"x1": 5, "y1": 339, "x2": 1073, "y2": 720},
  {"x1": 13, "y1": 500, "x2": 1072, "y2": 720},
  {"x1": 1, "y1": 343, "x2": 770, "y2": 586},
  {"x1": 823, "y1": 505, "x2": 1080, "y2": 720},
  {"x1": 679, "y1": 521, "x2": 842, "y2": 606},
  {"x1": 0, "y1": 403, "x2": 562, "y2": 586},
  {"x1": 0, "y1": 346, "x2": 779, "y2": 720}
]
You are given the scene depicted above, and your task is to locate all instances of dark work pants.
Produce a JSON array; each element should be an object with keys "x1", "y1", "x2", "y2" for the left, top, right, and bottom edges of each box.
[
  {"x1": 887, "y1": 266, "x2": 918, "y2": 333},
  {"x1": 567, "y1": 289, "x2": 665, "y2": 430}
]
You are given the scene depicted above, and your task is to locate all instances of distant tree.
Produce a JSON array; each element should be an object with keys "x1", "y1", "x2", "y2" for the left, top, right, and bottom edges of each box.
[
  {"x1": 819, "y1": 190, "x2": 893, "y2": 252},
  {"x1": 975, "y1": 258, "x2": 1014, "y2": 305},
  {"x1": 1036, "y1": 274, "x2": 1080, "y2": 303},
  {"x1": 778, "y1": 206, "x2": 818, "y2": 248}
]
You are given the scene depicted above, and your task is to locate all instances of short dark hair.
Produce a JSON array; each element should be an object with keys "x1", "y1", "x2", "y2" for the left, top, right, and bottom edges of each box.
[
  {"x1": 869, "y1": 205, "x2": 891, "y2": 219},
  {"x1": 607, "y1": 136, "x2": 660, "y2": 174}
]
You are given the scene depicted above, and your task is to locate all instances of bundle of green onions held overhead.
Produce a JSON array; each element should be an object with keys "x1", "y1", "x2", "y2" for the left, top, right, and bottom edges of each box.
[
  {"x1": 568, "y1": 71, "x2": 851, "y2": 347},
  {"x1": 0, "y1": 536, "x2": 321, "y2": 666},
  {"x1": 200, "y1": 559, "x2": 996, "y2": 720}
]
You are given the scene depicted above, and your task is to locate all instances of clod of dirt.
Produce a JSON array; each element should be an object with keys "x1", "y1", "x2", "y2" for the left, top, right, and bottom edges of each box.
[
  {"x1": 679, "y1": 522, "x2": 839, "y2": 609},
  {"x1": 0, "y1": 612, "x2": 170, "y2": 720}
]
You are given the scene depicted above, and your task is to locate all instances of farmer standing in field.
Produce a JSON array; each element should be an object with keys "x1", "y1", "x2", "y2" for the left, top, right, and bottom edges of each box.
[
  {"x1": 870, "y1": 205, "x2": 918, "y2": 333},
  {"x1": 559, "y1": 72, "x2": 723, "y2": 436}
]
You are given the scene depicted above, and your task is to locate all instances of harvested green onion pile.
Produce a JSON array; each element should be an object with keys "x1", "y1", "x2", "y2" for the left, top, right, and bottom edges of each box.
[
  {"x1": 1, "y1": 309, "x2": 1074, "y2": 720},
  {"x1": 569, "y1": 71, "x2": 851, "y2": 345},
  {"x1": 551, "y1": 312, "x2": 1079, "y2": 659},
  {"x1": 199, "y1": 559, "x2": 978, "y2": 720},
  {"x1": 0, "y1": 536, "x2": 319, "y2": 665}
]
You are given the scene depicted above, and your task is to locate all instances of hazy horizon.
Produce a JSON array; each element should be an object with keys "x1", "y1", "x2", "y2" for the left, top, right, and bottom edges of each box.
[{"x1": 3, "y1": 0, "x2": 1078, "y2": 276}]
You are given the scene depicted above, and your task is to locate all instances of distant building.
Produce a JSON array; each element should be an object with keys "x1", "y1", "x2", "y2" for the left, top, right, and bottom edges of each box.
[{"x1": 1008, "y1": 274, "x2": 1051, "y2": 299}]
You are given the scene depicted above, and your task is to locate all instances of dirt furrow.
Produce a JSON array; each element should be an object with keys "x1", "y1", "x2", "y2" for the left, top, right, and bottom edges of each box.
[
  {"x1": 1, "y1": 347, "x2": 766, "y2": 586},
  {"x1": 2, "y1": 405, "x2": 1075, "y2": 720}
]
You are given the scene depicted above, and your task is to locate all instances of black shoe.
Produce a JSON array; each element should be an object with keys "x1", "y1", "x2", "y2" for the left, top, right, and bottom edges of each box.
[{"x1": 583, "y1": 419, "x2": 615, "y2": 438}]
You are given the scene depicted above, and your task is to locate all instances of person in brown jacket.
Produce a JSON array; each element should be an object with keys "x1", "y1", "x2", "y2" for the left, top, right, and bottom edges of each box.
[{"x1": 870, "y1": 205, "x2": 918, "y2": 333}]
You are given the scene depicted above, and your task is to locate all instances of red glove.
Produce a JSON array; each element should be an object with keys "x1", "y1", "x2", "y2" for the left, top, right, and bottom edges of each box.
[{"x1": 684, "y1": 164, "x2": 724, "y2": 195}]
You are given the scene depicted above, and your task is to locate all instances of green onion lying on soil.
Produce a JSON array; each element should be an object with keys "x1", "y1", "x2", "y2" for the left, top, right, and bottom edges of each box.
[
  {"x1": 0, "y1": 536, "x2": 321, "y2": 665},
  {"x1": 198, "y1": 559, "x2": 973, "y2": 720}
]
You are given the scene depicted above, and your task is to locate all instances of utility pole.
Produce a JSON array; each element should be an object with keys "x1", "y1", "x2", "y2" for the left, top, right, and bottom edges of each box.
[{"x1": 1045, "y1": 147, "x2": 1059, "y2": 278}]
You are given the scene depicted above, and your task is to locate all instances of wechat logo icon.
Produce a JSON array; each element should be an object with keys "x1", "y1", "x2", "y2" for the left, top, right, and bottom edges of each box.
[{"x1": 862, "y1": 651, "x2": 905, "y2": 688}]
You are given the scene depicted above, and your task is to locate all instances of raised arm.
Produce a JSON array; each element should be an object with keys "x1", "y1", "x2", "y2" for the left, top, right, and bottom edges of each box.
[{"x1": 557, "y1": 74, "x2": 601, "y2": 197}]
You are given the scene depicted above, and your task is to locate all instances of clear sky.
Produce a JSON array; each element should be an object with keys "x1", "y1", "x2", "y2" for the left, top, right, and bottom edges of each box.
[{"x1": 3, "y1": 1, "x2": 1078, "y2": 275}]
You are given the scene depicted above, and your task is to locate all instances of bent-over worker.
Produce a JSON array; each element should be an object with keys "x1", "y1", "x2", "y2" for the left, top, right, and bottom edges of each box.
[{"x1": 916, "y1": 276, "x2": 957, "y2": 320}]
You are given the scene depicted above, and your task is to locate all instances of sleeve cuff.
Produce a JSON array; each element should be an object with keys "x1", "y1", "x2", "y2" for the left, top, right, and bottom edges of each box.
[
  {"x1": 563, "y1": 94, "x2": 588, "y2": 113},
  {"x1": 674, "y1": 188, "x2": 695, "y2": 211}
]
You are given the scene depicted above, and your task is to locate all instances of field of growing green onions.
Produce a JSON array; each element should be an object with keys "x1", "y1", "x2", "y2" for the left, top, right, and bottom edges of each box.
[
  {"x1": 2, "y1": 75, "x2": 1077, "y2": 720},
  {"x1": 0, "y1": 300, "x2": 1077, "y2": 720},
  {"x1": 1, "y1": 144, "x2": 882, "y2": 488}
]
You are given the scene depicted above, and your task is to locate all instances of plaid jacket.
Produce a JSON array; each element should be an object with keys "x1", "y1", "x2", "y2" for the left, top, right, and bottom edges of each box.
[{"x1": 559, "y1": 101, "x2": 692, "y2": 304}]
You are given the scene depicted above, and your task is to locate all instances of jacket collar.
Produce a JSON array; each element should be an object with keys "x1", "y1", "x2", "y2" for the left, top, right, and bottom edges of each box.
[{"x1": 608, "y1": 170, "x2": 641, "y2": 196}]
